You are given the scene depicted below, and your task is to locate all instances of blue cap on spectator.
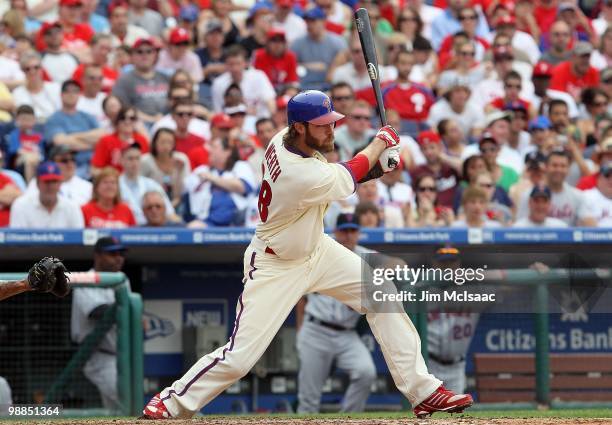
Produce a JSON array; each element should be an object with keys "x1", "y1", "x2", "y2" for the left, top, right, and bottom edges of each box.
[
  {"x1": 530, "y1": 184, "x2": 551, "y2": 199},
  {"x1": 601, "y1": 161, "x2": 612, "y2": 176},
  {"x1": 179, "y1": 4, "x2": 199, "y2": 22},
  {"x1": 303, "y1": 6, "x2": 326, "y2": 20},
  {"x1": 37, "y1": 161, "x2": 62, "y2": 181},
  {"x1": 528, "y1": 115, "x2": 552, "y2": 131},
  {"x1": 525, "y1": 151, "x2": 546, "y2": 169},
  {"x1": 336, "y1": 213, "x2": 360, "y2": 231},
  {"x1": 248, "y1": 1, "x2": 273, "y2": 20}
]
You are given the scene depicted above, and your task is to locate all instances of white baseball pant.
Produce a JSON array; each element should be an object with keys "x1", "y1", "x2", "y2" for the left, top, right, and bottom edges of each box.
[{"x1": 159, "y1": 234, "x2": 441, "y2": 418}]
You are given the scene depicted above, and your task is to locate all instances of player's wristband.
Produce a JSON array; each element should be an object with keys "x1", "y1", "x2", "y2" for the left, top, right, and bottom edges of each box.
[{"x1": 342, "y1": 153, "x2": 370, "y2": 182}]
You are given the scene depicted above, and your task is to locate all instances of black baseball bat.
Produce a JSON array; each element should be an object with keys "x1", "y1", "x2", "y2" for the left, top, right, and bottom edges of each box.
[{"x1": 354, "y1": 8, "x2": 387, "y2": 127}]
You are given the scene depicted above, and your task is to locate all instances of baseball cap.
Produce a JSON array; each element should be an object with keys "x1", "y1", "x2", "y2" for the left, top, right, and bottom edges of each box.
[
  {"x1": 266, "y1": 28, "x2": 286, "y2": 40},
  {"x1": 94, "y1": 236, "x2": 127, "y2": 253},
  {"x1": 530, "y1": 184, "x2": 551, "y2": 199},
  {"x1": 248, "y1": 1, "x2": 273, "y2": 21},
  {"x1": 303, "y1": 6, "x2": 326, "y2": 20},
  {"x1": 485, "y1": 110, "x2": 512, "y2": 128},
  {"x1": 525, "y1": 151, "x2": 546, "y2": 169},
  {"x1": 495, "y1": 15, "x2": 516, "y2": 26},
  {"x1": 210, "y1": 113, "x2": 234, "y2": 129},
  {"x1": 602, "y1": 67, "x2": 612, "y2": 83},
  {"x1": 479, "y1": 131, "x2": 498, "y2": 145},
  {"x1": 169, "y1": 27, "x2": 190, "y2": 44},
  {"x1": 276, "y1": 95, "x2": 291, "y2": 109},
  {"x1": 61, "y1": 79, "x2": 81, "y2": 92},
  {"x1": 132, "y1": 37, "x2": 160, "y2": 50},
  {"x1": 60, "y1": 0, "x2": 83, "y2": 6},
  {"x1": 573, "y1": 41, "x2": 593, "y2": 56},
  {"x1": 532, "y1": 62, "x2": 553, "y2": 78},
  {"x1": 276, "y1": 0, "x2": 293, "y2": 6},
  {"x1": 205, "y1": 18, "x2": 223, "y2": 34},
  {"x1": 417, "y1": 130, "x2": 441, "y2": 146},
  {"x1": 528, "y1": 115, "x2": 552, "y2": 131},
  {"x1": 40, "y1": 21, "x2": 62, "y2": 36},
  {"x1": 595, "y1": 137, "x2": 612, "y2": 160},
  {"x1": 108, "y1": 0, "x2": 128, "y2": 14},
  {"x1": 336, "y1": 212, "x2": 360, "y2": 231},
  {"x1": 433, "y1": 245, "x2": 460, "y2": 262},
  {"x1": 179, "y1": 4, "x2": 199, "y2": 22},
  {"x1": 558, "y1": 2, "x2": 575, "y2": 12},
  {"x1": 37, "y1": 161, "x2": 63, "y2": 181}
]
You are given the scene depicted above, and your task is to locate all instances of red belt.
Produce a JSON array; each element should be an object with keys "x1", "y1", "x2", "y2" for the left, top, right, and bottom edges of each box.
[{"x1": 265, "y1": 246, "x2": 276, "y2": 255}]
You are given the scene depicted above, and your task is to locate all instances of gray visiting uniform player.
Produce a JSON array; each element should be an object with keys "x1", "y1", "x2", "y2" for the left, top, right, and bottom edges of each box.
[
  {"x1": 426, "y1": 246, "x2": 480, "y2": 394},
  {"x1": 70, "y1": 237, "x2": 130, "y2": 411},
  {"x1": 297, "y1": 213, "x2": 377, "y2": 413}
]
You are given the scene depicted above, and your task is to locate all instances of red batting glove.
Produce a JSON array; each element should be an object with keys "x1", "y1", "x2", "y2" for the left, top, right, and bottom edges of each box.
[{"x1": 376, "y1": 125, "x2": 400, "y2": 148}]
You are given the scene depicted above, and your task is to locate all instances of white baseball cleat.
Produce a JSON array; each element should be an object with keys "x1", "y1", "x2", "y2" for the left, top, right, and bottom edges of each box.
[
  {"x1": 140, "y1": 393, "x2": 172, "y2": 420},
  {"x1": 412, "y1": 385, "x2": 474, "y2": 418}
]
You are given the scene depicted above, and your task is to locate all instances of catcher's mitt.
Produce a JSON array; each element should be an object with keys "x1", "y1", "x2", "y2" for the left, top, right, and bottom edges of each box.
[{"x1": 27, "y1": 257, "x2": 71, "y2": 297}]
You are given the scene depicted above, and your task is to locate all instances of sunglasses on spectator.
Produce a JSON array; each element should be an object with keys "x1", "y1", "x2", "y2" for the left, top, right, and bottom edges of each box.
[
  {"x1": 144, "y1": 204, "x2": 164, "y2": 210},
  {"x1": 86, "y1": 75, "x2": 104, "y2": 81},
  {"x1": 418, "y1": 186, "x2": 437, "y2": 192},
  {"x1": 120, "y1": 115, "x2": 138, "y2": 122},
  {"x1": 480, "y1": 146, "x2": 498, "y2": 153},
  {"x1": 505, "y1": 83, "x2": 521, "y2": 89},
  {"x1": 171, "y1": 95, "x2": 191, "y2": 102},
  {"x1": 173, "y1": 41, "x2": 190, "y2": 47},
  {"x1": 459, "y1": 50, "x2": 475, "y2": 56},
  {"x1": 551, "y1": 32, "x2": 570, "y2": 37},
  {"x1": 593, "y1": 101, "x2": 608, "y2": 107},
  {"x1": 603, "y1": 170, "x2": 612, "y2": 178},
  {"x1": 23, "y1": 65, "x2": 41, "y2": 72},
  {"x1": 351, "y1": 115, "x2": 370, "y2": 121},
  {"x1": 175, "y1": 111, "x2": 193, "y2": 118},
  {"x1": 479, "y1": 183, "x2": 494, "y2": 188},
  {"x1": 459, "y1": 14, "x2": 477, "y2": 20},
  {"x1": 333, "y1": 95, "x2": 353, "y2": 101},
  {"x1": 400, "y1": 16, "x2": 417, "y2": 22}
]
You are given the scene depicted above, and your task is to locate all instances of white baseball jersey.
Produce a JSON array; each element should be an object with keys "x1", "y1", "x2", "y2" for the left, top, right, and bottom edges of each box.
[
  {"x1": 427, "y1": 312, "x2": 480, "y2": 362},
  {"x1": 255, "y1": 127, "x2": 355, "y2": 260}
]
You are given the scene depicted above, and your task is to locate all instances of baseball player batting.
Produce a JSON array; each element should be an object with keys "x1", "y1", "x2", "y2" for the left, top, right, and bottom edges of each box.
[
  {"x1": 0, "y1": 257, "x2": 70, "y2": 301},
  {"x1": 141, "y1": 90, "x2": 474, "y2": 419}
]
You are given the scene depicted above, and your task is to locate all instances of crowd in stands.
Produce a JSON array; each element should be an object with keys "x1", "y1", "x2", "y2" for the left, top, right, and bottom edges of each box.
[{"x1": 0, "y1": 0, "x2": 610, "y2": 230}]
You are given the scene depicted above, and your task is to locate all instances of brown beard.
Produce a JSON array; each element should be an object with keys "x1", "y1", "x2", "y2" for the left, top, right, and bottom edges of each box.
[{"x1": 304, "y1": 125, "x2": 334, "y2": 153}]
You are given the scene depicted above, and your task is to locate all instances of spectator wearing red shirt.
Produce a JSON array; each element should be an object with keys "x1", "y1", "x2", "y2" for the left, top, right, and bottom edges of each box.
[
  {"x1": 172, "y1": 99, "x2": 208, "y2": 159},
  {"x1": 72, "y1": 34, "x2": 118, "y2": 93},
  {"x1": 82, "y1": 167, "x2": 136, "y2": 228},
  {"x1": 91, "y1": 106, "x2": 150, "y2": 175},
  {"x1": 56, "y1": 0, "x2": 94, "y2": 59},
  {"x1": 253, "y1": 29, "x2": 299, "y2": 91},
  {"x1": 438, "y1": 7, "x2": 490, "y2": 64},
  {"x1": 549, "y1": 42, "x2": 601, "y2": 99},
  {"x1": 0, "y1": 173, "x2": 21, "y2": 227},
  {"x1": 534, "y1": 0, "x2": 560, "y2": 35},
  {"x1": 410, "y1": 130, "x2": 460, "y2": 207},
  {"x1": 359, "y1": 48, "x2": 434, "y2": 136}
]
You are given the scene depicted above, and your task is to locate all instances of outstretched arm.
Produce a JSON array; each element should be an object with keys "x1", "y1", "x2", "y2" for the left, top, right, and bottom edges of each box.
[{"x1": 0, "y1": 279, "x2": 30, "y2": 301}]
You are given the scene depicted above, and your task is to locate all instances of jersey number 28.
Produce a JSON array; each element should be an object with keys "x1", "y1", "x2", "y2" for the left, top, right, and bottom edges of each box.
[{"x1": 258, "y1": 180, "x2": 272, "y2": 222}]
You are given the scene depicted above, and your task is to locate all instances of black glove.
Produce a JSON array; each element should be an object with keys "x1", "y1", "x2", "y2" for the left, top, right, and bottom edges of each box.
[{"x1": 27, "y1": 257, "x2": 71, "y2": 297}]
